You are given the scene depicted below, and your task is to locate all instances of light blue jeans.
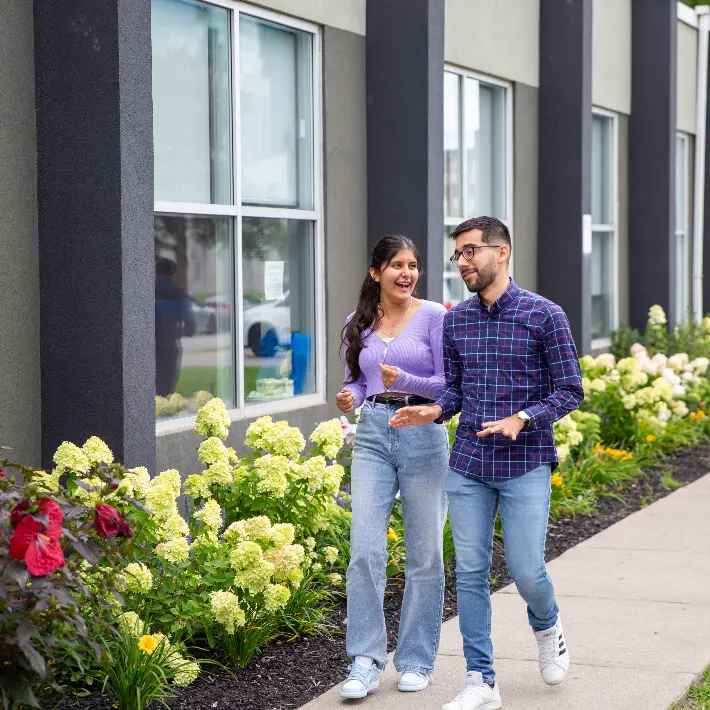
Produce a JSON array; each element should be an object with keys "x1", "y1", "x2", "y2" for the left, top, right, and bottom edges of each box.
[
  {"x1": 446, "y1": 464, "x2": 559, "y2": 683},
  {"x1": 346, "y1": 401, "x2": 449, "y2": 673}
]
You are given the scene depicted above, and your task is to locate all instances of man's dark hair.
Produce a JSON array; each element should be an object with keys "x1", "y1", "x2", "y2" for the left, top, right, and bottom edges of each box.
[{"x1": 449, "y1": 216, "x2": 511, "y2": 250}]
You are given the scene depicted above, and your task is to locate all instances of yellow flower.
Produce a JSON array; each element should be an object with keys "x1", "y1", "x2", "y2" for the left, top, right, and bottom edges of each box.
[
  {"x1": 646, "y1": 434, "x2": 657, "y2": 443},
  {"x1": 694, "y1": 410, "x2": 707, "y2": 421},
  {"x1": 387, "y1": 528, "x2": 399, "y2": 543},
  {"x1": 622, "y1": 454, "x2": 633, "y2": 461},
  {"x1": 592, "y1": 442, "x2": 602, "y2": 455},
  {"x1": 550, "y1": 475, "x2": 564, "y2": 487},
  {"x1": 138, "y1": 635, "x2": 158, "y2": 655},
  {"x1": 638, "y1": 418, "x2": 644, "y2": 426}
]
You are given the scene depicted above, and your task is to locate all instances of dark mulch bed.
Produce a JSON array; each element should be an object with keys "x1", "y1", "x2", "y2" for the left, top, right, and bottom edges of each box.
[{"x1": 42, "y1": 444, "x2": 710, "y2": 710}]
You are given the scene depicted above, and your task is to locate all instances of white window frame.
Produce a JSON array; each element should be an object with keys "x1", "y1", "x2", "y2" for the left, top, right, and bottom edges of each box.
[
  {"x1": 443, "y1": 65, "x2": 514, "y2": 304},
  {"x1": 675, "y1": 132, "x2": 691, "y2": 324},
  {"x1": 155, "y1": 1, "x2": 325, "y2": 435},
  {"x1": 591, "y1": 107, "x2": 619, "y2": 351}
]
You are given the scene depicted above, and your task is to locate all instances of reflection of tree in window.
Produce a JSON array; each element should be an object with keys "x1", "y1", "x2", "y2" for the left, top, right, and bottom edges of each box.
[{"x1": 154, "y1": 215, "x2": 220, "y2": 295}]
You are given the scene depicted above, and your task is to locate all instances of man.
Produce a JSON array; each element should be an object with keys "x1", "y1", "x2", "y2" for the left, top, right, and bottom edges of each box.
[
  {"x1": 155, "y1": 257, "x2": 196, "y2": 397},
  {"x1": 389, "y1": 216, "x2": 584, "y2": 710}
]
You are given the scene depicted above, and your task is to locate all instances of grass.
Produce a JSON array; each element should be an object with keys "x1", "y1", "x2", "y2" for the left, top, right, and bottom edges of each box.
[
  {"x1": 673, "y1": 667, "x2": 710, "y2": 709},
  {"x1": 174, "y1": 366, "x2": 259, "y2": 402}
]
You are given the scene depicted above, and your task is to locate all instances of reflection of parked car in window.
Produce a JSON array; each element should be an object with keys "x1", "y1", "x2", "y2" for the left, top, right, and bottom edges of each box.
[
  {"x1": 190, "y1": 298, "x2": 217, "y2": 335},
  {"x1": 244, "y1": 292, "x2": 291, "y2": 356}
]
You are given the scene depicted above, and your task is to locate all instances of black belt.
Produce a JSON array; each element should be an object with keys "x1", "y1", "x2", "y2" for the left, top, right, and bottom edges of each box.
[{"x1": 366, "y1": 394, "x2": 435, "y2": 407}]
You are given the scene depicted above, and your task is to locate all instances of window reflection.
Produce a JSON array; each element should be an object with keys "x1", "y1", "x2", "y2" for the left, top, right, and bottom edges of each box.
[
  {"x1": 155, "y1": 215, "x2": 234, "y2": 419},
  {"x1": 242, "y1": 218, "x2": 315, "y2": 402}
]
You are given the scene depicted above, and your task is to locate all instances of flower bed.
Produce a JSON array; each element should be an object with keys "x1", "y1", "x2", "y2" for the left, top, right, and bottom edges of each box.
[{"x1": 2, "y1": 303, "x2": 709, "y2": 709}]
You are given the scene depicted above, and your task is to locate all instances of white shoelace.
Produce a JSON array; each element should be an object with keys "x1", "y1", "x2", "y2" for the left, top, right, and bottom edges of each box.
[
  {"x1": 538, "y1": 630, "x2": 558, "y2": 666},
  {"x1": 346, "y1": 664, "x2": 375, "y2": 686}
]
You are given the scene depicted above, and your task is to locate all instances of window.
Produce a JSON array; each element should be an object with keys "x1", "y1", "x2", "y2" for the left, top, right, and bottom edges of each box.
[
  {"x1": 591, "y1": 111, "x2": 618, "y2": 345},
  {"x1": 443, "y1": 68, "x2": 511, "y2": 310},
  {"x1": 153, "y1": 0, "x2": 322, "y2": 424},
  {"x1": 675, "y1": 133, "x2": 691, "y2": 324}
]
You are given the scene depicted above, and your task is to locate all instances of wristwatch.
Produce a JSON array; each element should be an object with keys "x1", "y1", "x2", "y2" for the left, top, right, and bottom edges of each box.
[{"x1": 516, "y1": 411, "x2": 531, "y2": 430}]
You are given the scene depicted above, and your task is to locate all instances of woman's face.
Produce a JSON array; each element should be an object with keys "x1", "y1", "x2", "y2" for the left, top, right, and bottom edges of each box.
[{"x1": 370, "y1": 248, "x2": 419, "y2": 303}]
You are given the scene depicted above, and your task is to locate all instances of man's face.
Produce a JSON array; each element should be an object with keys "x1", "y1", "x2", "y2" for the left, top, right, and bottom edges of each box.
[{"x1": 454, "y1": 230, "x2": 500, "y2": 293}]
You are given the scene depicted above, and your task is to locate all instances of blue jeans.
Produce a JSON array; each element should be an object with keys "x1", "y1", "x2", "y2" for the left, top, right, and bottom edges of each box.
[
  {"x1": 346, "y1": 401, "x2": 449, "y2": 673},
  {"x1": 446, "y1": 464, "x2": 559, "y2": 683}
]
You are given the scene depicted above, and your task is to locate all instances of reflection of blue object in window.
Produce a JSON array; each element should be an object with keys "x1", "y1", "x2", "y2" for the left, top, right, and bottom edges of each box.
[
  {"x1": 259, "y1": 327, "x2": 280, "y2": 358},
  {"x1": 291, "y1": 332, "x2": 311, "y2": 395}
]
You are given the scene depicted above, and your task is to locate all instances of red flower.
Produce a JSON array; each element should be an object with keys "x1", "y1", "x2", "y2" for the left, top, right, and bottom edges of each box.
[
  {"x1": 9, "y1": 499, "x2": 65, "y2": 576},
  {"x1": 94, "y1": 504, "x2": 133, "y2": 539},
  {"x1": 10, "y1": 500, "x2": 30, "y2": 527}
]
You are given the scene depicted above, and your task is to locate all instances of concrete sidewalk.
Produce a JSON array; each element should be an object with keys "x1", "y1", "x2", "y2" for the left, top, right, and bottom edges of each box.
[{"x1": 300, "y1": 473, "x2": 710, "y2": 710}]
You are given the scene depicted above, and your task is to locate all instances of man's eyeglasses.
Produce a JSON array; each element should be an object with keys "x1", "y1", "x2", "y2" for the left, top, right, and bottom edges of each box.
[{"x1": 449, "y1": 245, "x2": 501, "y2": 265}]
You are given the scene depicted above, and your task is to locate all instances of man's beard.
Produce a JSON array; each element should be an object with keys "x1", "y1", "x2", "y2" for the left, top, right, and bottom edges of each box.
[{"x1": 463, "y1": 261, "x2": 497, "y2": 293}]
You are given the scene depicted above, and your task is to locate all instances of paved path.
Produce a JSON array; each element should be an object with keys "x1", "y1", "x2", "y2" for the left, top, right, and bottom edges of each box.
[{"x1": 300, "y1": 473, "x2": 710, "y2": 710}]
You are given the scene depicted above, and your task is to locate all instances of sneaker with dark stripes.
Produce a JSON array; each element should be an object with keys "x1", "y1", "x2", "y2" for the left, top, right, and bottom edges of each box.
[{"x1": 533, "y1": 617, "x2": 570, "y2": 685}]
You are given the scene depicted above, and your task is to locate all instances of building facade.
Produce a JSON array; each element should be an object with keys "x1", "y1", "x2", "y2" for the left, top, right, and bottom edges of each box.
[{"x1": 1, "y1": 0, "x2": 708, "y2": 474}]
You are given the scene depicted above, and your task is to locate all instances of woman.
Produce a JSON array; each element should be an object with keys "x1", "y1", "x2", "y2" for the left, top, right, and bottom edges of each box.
[{"x1": 336, "y1": 235, "x2": 449, "y2": 699}]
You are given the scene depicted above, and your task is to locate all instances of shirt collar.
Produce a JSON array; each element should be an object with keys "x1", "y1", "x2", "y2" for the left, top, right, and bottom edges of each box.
[{"x1": 474, "y1": 278, "x2": 520, "y2": 314}]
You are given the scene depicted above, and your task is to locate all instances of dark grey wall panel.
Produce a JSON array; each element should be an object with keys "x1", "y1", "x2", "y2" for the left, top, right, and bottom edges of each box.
[
  {"x1": 0, "y1": 0, "x2": 40, "y2": 466},
  {"x1": 537, "y1": 0, "x2": 593, "y2": 354},
  {"x1": 366, "y1": 0, "x2": 444, "y2": 301},
  {"x1": 323, "y1": 27, "x2": 368, "y2": 404},
  {"x1": 513, "y1": 82, "x2": 539, "y2": 293},
  {"x1": 34, "y1": 0, "x2": 155, "y2": 470},
  {"x1": 629, "y1": 0, "x2": 676, "y2": 329}
]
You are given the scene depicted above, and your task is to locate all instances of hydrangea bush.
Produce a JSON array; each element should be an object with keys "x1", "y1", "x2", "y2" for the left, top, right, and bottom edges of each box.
[{"x1": 119, "y1": 400, "x2": 347, "y2": 667}]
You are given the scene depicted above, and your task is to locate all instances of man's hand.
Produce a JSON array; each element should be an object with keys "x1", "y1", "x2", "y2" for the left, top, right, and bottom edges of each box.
[
  {"x1": 336, "y1": 388, "x2": 355, "y2": 413},
  {"x1": 379, "y1": 364, "x2": 398, "y2": 389},
  {"x1": 389, "y1": 405, "x2": 442, "y2": 429},
  {"x1": 477, "y1": 415, "x2": 525, "y2": 440}
]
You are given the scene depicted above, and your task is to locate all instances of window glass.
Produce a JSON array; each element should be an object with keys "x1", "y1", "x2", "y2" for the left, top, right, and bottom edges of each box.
[
  {"x1": 154, "y1": 214, "x2": 234, "y2": 419},
  {"x1": 591, "y1": 115, "x2": 612, "y2": 225},
  {"x1": 591, "y1": 231, "x2": 612, "y2": 341},
  {"x1": 152, "y1": 2, "x2": 320, "y2": 423},
  {"x1": 465, "y1": 80, "x2": 507, "y2": 218},
  {"x1": 240, "y1": 15, "x2": 314, "y2": 209},
  {"x1": 242, "y1": 218, "x2": 316, "y2": 402},
  {"x1": 443, "y1": 71, "x2": 508, "y2": 310},
  {"x1": 152, "y1": 0, "x2": 232, "y2": 204}
]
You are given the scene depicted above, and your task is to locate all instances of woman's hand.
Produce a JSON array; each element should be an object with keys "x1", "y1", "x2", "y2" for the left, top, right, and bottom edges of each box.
[
  {"x1": 379, "y1": 364, "x2": 399, "y2": 389},
  {"x1": 336, "y1": 388, "x2": 355, "y2": 413}
]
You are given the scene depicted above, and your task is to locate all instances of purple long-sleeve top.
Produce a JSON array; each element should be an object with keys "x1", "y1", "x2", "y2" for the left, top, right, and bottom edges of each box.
[{"x1": 343, "y1": 299, "x2": 447, "y2": 408}]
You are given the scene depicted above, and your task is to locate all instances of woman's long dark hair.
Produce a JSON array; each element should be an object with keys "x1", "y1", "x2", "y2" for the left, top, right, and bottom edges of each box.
[{"x1": 342, "y1": 235, "x2": 423, "y2": 384}]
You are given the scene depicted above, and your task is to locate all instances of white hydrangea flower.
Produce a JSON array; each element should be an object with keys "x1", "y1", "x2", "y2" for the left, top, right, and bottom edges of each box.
[
  {"x1": 594, "y1": 353, "x2": 616, "y2": 371},
  {"x1": 82, "y1": 437, "x2": 114, "y2": 467},
  {"x1": 193, "y1": 499, "x2": 222, "y2": 533},
  {"x1": 121, "y1": 563, "x2": 153, "y2": 593},
  {"x1": 210, "y1": 590, "x2": 246, "y2": 634},
  {"x1": 53, "y1": 441, "x2": 91, "y2": 475},
  {"x1": 310, "y1": 419, "x2": 345, "y2": 460},
  {"x1": 194, "y1": 397, "x2": 231, "y2": 440},
  {"x1": 648, "y1": 304, "x2": 667, "y2": 326}
]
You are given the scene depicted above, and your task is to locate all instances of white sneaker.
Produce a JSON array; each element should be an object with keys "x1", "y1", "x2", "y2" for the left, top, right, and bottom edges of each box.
[
  {"x1": 442, "y1": 671, "x2": 502, "y2": 710},
  {"x1": 398, "y1": 671, "x2": 430, "y2": 692},
  {"x1": 340, "y1": 659, "x2": 381, "y2": 699},
  {"x1": 534, "y1": 617, "x2": 570, "y2": 685}
]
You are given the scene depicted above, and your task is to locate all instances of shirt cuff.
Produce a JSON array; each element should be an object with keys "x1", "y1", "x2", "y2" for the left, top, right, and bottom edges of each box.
[{"x1": 524, "y1": 404, "x2": 549, "y2": 429}]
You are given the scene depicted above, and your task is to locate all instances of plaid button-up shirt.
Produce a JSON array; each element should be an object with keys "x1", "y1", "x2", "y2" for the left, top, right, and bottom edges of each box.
[{"x1": 436, "y1": 279, "x2": 584, "y2": 482}]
